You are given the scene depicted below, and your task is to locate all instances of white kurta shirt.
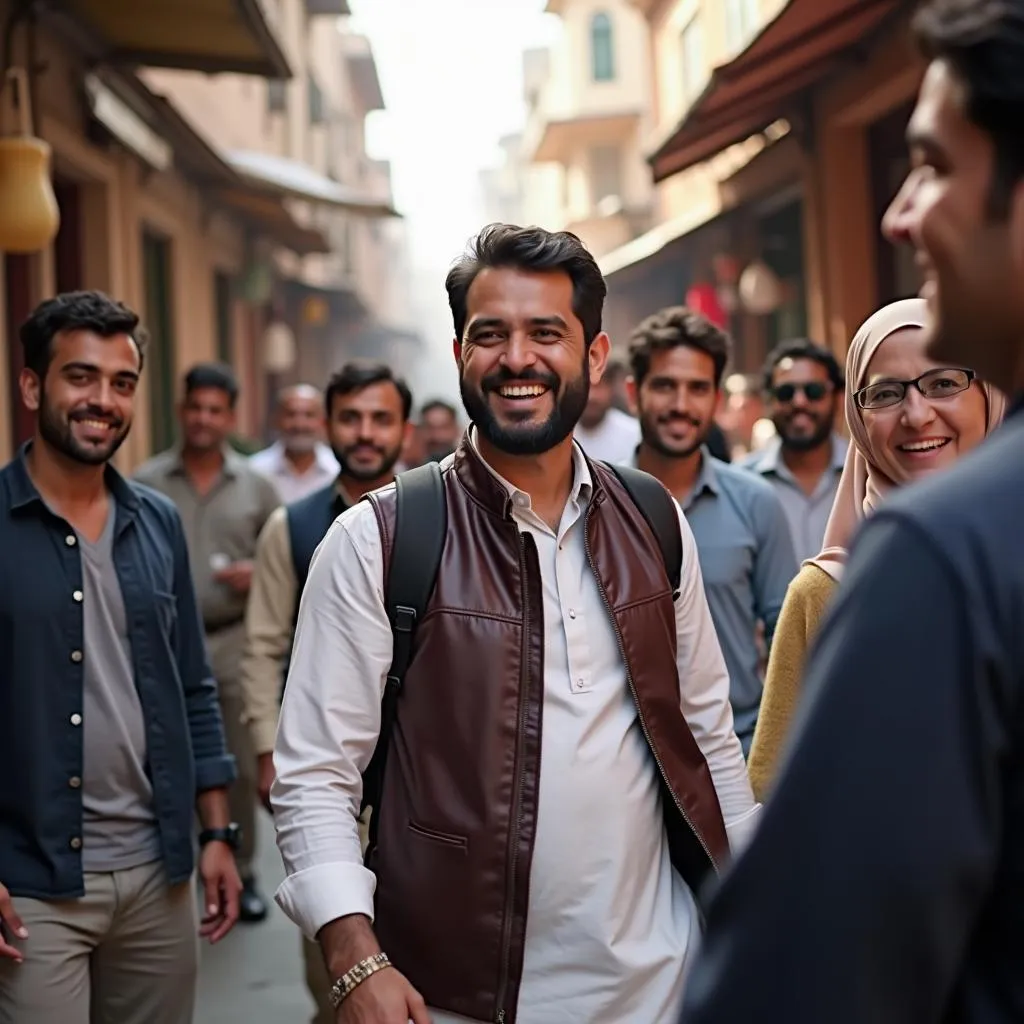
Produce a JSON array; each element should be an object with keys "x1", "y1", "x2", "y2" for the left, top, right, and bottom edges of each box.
[
  {"x1": 573, "y1": 407, "x2": 642, "y2": 466},
  {"x1": 272, "y1": 439, "x2": 759, "y2": 1024},
  {"x1": 249, "y1": 440, "x2": 339, "y2": 504}
]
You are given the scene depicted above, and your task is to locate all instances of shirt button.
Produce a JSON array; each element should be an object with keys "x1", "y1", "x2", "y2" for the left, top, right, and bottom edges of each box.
[
  {"x1": 70, "y1": 713, "x2": 82, "y2": 726},
  {"x1": 576, "y1": 677, "x2": 585, "y2": 690},
  {"x1": 68, "y1": 776, "x2": 81, "y2": 789},
  {"x1": 568, "y1": 609, "x2": 576, "y2": 619},
  {"x1": 72, "y1": 590, "x2": 83, "y2": 603},
  {"x1": 69, "y1": 837, "x2": 82, "y2": 850},
  {"x1": 70, "y1": 650, "x2": 83, "y2": 663},
  {"x1": 65, "y1": 534, "x2": 77, "y2": 547}
]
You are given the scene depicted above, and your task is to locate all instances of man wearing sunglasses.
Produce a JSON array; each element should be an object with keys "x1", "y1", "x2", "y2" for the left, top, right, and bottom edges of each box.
[{"x1": 742, "y1": 340, "x2": 846, "y2": 562}]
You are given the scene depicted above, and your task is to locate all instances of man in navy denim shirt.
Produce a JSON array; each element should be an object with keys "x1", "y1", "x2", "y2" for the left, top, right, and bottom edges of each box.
[{"x1": 0, "y1": 291, "x2": 240, "y2": 1024}]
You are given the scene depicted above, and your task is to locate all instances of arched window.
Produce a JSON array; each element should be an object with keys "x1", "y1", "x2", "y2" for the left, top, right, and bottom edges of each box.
[{"x1": 591, "y1": 12, "x2": 615, "y2": 82}]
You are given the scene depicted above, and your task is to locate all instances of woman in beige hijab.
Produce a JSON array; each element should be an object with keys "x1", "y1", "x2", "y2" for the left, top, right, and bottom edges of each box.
[{"x1": 747, "y1": 298, "x2": 1005, "y2": 800}]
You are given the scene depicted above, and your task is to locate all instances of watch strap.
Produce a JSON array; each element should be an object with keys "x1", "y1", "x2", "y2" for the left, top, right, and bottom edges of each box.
[{"x1": 199, "y1": 825, "x2": 239, "y2": 849}]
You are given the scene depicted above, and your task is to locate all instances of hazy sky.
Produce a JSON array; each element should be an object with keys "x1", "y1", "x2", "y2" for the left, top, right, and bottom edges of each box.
[{"x1": 348, "y1": 0, "x2": 559, "y2": 402}]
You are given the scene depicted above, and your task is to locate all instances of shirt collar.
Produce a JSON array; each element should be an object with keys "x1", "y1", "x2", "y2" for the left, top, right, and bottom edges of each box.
[
  {"x1": 750, "y1": 433, "x2": 848, "y2": 476},
  {"x1": 266, "y1": 440, "x2": 337, "y2": 476},
  {"x1": 467, "y1": 426, "x2": 593, "y2": 512},
  {"x1": 7, "y1": 441, "x2": 140, "y2": 515},
  {"x1": 167, "y1": 443, "x2": 241, "y2": 479},
  {"x1": 630, "y1": 445, "x2": 718, "y2": 505}
]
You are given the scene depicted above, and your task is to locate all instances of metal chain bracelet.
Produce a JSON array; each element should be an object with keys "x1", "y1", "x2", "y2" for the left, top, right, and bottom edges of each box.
[{"x1": 328, "y1": 952, "x2": 393, "y2": 1009}]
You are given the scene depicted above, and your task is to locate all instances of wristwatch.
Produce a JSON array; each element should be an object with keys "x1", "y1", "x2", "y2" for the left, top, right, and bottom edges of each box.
[{"x1": 198, "y1": 823, "x2": 241, "y2": 851}]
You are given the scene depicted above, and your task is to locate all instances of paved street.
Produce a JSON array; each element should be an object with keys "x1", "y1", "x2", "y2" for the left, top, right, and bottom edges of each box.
[{"x1": 195, "y1": 811, "x2": 314, "y2": 1024}]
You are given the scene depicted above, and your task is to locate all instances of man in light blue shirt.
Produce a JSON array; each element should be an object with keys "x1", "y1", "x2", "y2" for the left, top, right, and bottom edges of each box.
[
  {"x1": 627, "y1": 306, "x2": 797, "y2": 753},
  {"x1": 742, "y1": 339, "x2": 847, "y2": 563}
]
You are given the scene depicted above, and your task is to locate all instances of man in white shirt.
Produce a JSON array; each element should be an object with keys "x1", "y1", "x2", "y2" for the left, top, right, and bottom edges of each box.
[
  {"x1": 250, "y1": 384, "x2": 339, "y2": 502},
  {"x1": 573, "y1": 361, "x2": 641, "y2": 463},
  {"x1": 272, "y1": 224, "x2": 758, "y2": 1024}
]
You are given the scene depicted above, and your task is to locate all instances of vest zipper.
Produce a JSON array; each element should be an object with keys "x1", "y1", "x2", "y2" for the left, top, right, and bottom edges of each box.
[
  {"x1": 495, "y1": 531, "x2": 533, "y2": 1024},
  {"x1": 582, "y1": 500, "x2": 718, "y2": 873}
]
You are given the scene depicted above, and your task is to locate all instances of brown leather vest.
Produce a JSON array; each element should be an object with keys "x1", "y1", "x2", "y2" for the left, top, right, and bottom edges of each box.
[{"x1": 365, "y1": 441, "x2": 729, "y2": 1024}]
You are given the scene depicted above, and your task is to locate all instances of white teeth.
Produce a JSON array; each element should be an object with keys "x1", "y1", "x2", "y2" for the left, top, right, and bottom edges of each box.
[
  {"x1": 80, "y1": 419, "x2": 112, "y2": 430},
  {"x1": 499, "y1": 384, "x2": 547, "y2": 398},
  {"x1": 900, "y1": 438, "x2": 949, "y2": 452}
]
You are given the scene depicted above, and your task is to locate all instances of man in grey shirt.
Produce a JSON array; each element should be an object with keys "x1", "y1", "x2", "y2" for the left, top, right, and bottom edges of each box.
[
  {"x1": 136, "y1": 363, "x2": 280, "y2": 922},
  {"x1": 79, "y1": 511, "x2": 162, "y2": 871},
  {"x1": 628, "y1": 306, "x2": 797, "y2": 752},
  {"x1": 742, "y1": 339, "x2": 847, "y2": 562}
]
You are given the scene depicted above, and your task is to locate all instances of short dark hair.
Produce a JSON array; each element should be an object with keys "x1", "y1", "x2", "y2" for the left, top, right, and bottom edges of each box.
[
  {"x1": 628, "y1": 306, "x2": 732, "y2": 388},
  {"x1": 325, "y1": 361, "x2": 413, "y2": 421},
  {"x1": 184, "y1": 363, "x2": 239, "y2": 407},
  {"x1": 762, "y1": 338, "x2": 844, "y2": 392},
  {"x1": 420, "y1": 398, "x2": 458, "y2": 420},
  {"x1": 913, "y1": 0, "x2": 1024, "y2": 216},
  {"x1": 20, "y1": 290, "x2": 143, "y2": 377},
  {"x1": 445, "y1": 223, "x2": 607, "y2": 345}
]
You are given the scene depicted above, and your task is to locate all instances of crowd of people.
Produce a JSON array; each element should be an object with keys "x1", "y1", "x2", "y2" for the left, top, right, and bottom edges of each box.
[{"x1": 1, "y1": 0, "x2": 1023, "y2": 1021}]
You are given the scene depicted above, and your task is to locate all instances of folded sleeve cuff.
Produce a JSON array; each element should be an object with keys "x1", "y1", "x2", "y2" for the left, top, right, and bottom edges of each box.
[
  {"x1": 274, "y1": 861, "x2": 377, "y2": 941},
  {"x1": 725, "y1": 803, "x2": 762, "y2": 858},
  {"x1": 195, "y1": 753, "x2": 237, "y2": 791},
  {"x1": 251, "y1": 720, "x2": 279, "y2": 757}
]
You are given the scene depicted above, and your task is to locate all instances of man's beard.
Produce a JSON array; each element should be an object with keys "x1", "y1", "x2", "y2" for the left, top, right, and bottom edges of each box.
[
  {"x1": 775, "y1": 412, "x2": 833, "y2": 453},
  {"x1": 334, "y1": 439, "x2": 403, "y2": 482},
  {"x1": 39, "y1": 397, "x2": 130, "y2": 466},
  {"x1": 639, "y1": 410, "x2": 708, "y2": 459},
  {"x1": 460, "y1": 362, "x2": 589, "y2": 456}
]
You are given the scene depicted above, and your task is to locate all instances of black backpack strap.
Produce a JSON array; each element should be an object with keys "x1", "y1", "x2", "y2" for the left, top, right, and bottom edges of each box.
[
  {"x1": 385, "y1": 461, "x2": 447, "y2": 691},
  {"x1": 363, "y1": 462, "x2": 447, "y2": 837},
  {"x1": 604, "y1": 463, "x2": 683, "y2": 596}
]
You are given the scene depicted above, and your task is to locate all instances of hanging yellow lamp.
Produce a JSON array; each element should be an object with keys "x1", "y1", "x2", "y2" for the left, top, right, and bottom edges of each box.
[{"x1": 0, "y1": 66, "x2": 60, "y2": 253}]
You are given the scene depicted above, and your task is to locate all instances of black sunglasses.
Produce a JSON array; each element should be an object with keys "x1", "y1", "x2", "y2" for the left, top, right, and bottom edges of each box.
[{"x1": 770, "y1": 381, "x2": 831, "y2": 403}]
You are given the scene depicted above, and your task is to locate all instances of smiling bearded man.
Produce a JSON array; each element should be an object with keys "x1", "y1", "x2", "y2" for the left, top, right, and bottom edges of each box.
[{"x1": 269, "y1": 223, "x2": 759, "y2": 1024}]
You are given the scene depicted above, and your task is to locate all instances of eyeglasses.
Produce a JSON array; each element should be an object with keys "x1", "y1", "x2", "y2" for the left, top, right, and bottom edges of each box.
[
  {"x1": 854, "y1": 367, "x2": 976, "y2": 410},
  {"x1": 770, "y1": 381, "x2": 831, "y2": 403}
]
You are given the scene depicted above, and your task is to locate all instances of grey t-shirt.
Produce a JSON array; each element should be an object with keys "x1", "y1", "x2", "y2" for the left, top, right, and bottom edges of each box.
[{"x1": 78, "y1": 509, "x2": 161, "y2": 871}]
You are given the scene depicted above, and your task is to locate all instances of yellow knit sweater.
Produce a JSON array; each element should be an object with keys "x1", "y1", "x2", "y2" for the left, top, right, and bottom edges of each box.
[{"x1": 747, "y1": 563, "x2": 837, "y2": 803}]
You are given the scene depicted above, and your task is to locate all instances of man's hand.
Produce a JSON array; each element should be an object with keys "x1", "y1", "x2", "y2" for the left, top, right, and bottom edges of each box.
[
  {"x1": 335, "y1": 967, "x2": 431, "y2": 1024},
  {"x1": 214, "y1": 561, "x2": 254, "y2": 594},
  {"x1": 0, "y1": 884, "x2": 27, "y2": 962},
  {"x1": 198, "y1": 842, "x2": 242, "y2": 943},
  {"x1": 258, "y1": 752, "x2": 275, "y2": 813}
]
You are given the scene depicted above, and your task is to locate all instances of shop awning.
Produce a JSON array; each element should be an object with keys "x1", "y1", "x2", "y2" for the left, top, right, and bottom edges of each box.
[
  {"x1": 86, "y1": 70, "x2": 328, "y2": 255},
  {"x1": 64, "y1": 0, "x2": 291, "y2": 79},
  {"x1": 650, "y1": 0, "x2": 900, "y2": 182},
  {"x1": 225, "y1": 150, "x2": 401, "y2": 218},
  {"x1": 217, "y1": 190, "x2": 331, "y2": 255}
]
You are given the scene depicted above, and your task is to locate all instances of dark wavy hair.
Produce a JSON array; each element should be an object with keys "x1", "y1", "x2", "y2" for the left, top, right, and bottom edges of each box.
[{"x1": 445, "y1": 223, "x2": 606, "y2": 345}]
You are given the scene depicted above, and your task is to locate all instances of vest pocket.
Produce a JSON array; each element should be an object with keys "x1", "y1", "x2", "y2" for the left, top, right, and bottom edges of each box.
[{"x1": 407, "y1": 819, "x2": 468, "y2": 852}]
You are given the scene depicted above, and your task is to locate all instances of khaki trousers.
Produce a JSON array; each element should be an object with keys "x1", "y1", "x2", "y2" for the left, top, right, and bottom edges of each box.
[{"x1": 0, "y1": 860, "x2": 197, "y2": 1024}]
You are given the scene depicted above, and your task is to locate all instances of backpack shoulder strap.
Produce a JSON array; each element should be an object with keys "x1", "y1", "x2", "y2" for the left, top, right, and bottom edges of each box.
[
  {"x1": 363, "y1": 462, "x2": 446, "y2": 833},
  {"x1": 385, "y1": 461, "x2": 447, "y2": 689},
  {"x1": 604, "y1": 463, "x2": 683, "y2": 596}
]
